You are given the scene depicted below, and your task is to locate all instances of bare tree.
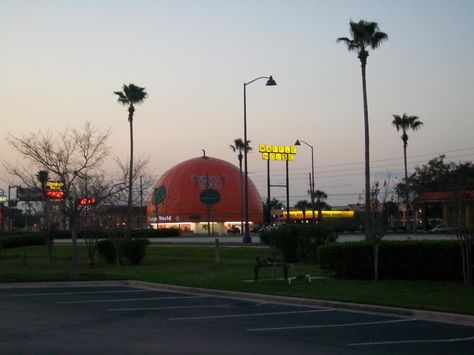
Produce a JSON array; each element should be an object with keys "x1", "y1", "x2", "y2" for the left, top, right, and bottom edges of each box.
[
  {"x1": 446, "y1": 190, "x2": 473, "y2": 285},
  {"x1": 6, "y1": 122, "x2": 113, "y2": 274},
  {"x1": 369, "y1": 178, "x2": 395, "y2": 281}
]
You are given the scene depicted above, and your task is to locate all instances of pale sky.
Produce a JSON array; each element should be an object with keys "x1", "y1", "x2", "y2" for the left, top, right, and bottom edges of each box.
[{"x1": 1, "y1": 0, "x2": 473, "y2": 207}]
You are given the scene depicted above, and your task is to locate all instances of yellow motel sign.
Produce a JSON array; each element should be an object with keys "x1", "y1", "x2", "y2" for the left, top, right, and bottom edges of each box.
[{"x1": 259, "y1": 144, "x2": 297, "y2": 161}]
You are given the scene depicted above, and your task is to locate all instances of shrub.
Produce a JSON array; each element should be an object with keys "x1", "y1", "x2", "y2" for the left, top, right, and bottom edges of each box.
[
  {"x1": 121, "y1": 238, "x2": 150, "y2": 265},
  {"x1": 97, "y1": 238, "x2": 150, "y2": 265},
  {"x1": 319, "y1": 242, "x2": 373, "y2": 279},
  {"x1": 97, "y1": 239, "x2": 120, "y2": 264},
  {"x1": 130, "y1": 228, "x2": 180, "y2": 238},
  {"x1": 262, "y1": 224, "x2": 337, "y2": 263},
  {"x1": 0, "y1": 234, "x2": 45, "y2": 249},
  {"x1": 319, "y1": 240, "x2": 471, "y2": 280}
]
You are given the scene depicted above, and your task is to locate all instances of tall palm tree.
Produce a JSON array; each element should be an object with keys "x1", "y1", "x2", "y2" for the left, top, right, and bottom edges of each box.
[
  {"x1": 337, "y1": 20, "x2": 388, "y2": 238},
  {"x1": 230, "y1": 138, "x2": 252, "y2": 235},
  {"x1": 391, "y1": 113, "x2": 423, "y2": 231},
  {"x1": 114, "y1": 83, "x2": 148, "y2": 235}
]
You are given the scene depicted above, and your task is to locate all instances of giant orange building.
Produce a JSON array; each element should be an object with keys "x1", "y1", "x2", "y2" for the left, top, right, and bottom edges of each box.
[{"x1": 147, "y1": 155, "x2": 263, "y2": 234}]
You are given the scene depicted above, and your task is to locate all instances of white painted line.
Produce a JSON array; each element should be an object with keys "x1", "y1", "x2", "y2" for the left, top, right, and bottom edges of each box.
[
  {"x1": 170, "y1": 308, "x2": 333, "y2": 321},
  {"x1": 349, "y1": 335, "x2": 474, "y2": 346},
  {"x1": 108, "y1": 304, "x2": 231, "y2": 312},
  {"x1": 13, "y1": 289, "x2": 155, "y2": 297},
  {"x1": 57, "y1": 295, "x2": 206, "y2": 304},
  {"x1": 248, "y1": 318, "x2": 415, "y2": 332}
]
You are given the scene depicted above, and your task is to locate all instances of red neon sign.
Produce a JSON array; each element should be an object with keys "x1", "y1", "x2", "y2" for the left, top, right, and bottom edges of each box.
[
  {"x1": 46, "y1": 190, "x2": 64, "y2": 199},
  {"x1": 79, "y1": 197, "x2": 97, "y2": 206}
]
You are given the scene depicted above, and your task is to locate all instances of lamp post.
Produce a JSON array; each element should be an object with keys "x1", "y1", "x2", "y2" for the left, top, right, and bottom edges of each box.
[
  {"x1": 295, "y1": 139, "x2": 316, "y2": 224},
  {"x1": 243, "y1": 75, "x2": 277, "y2": 243}
]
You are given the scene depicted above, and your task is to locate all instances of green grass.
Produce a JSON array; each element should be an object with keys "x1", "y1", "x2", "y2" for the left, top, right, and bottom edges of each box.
[{"x1": 1, "y1": 244, "x2": 474, "y2": 315}]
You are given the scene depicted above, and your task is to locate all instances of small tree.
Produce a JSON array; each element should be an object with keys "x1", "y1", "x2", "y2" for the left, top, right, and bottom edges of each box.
[
  {"x1": 295, "y1": 200, "x2": 311, "y2": 223},
  {"x1": 313, "y1": 190, "x2": 329, "y2": 224},
  {"x1": 262, "y1": 198, "x2": 283, "y2": 225},
  {"x1": 369, "y1": 179, "x2": 395, "y2": 281}
]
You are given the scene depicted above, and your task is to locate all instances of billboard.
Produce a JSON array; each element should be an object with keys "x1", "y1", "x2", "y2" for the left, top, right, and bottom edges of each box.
[{"x1": 16, "y1": 187, "x2": 44, "y2": 201}]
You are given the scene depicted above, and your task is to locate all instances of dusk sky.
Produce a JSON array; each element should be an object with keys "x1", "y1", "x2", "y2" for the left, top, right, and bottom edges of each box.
[{"x1": 1, "y1": 0, "x2": 473, "y2": 207}]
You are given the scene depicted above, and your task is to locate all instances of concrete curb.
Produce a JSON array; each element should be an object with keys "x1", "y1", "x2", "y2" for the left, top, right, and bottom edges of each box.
[
  {"x1": 125, "y1": 280, "x2": 474, "y2": 327},
  {"x1": 2, "y1": 279, "x2": 473, "y2": 327}
]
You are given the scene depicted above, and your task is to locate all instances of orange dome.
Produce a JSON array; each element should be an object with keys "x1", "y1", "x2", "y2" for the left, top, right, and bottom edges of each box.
[{"x1": 147, "y1": 156, "x2": 263, "y2": 223}]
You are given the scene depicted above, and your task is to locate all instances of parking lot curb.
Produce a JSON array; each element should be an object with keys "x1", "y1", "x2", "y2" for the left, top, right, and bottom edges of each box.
[
  {"x1": 125, "y1": 280, "x2": 474, "y2": 327},
  {"x1": 1, "y1": 279, "x2": 473, "y2": 327}
]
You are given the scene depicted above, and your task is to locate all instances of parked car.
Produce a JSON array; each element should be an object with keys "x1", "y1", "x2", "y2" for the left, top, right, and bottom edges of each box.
[{"x1": 430, "y1": 223, "x2": 455, "y2": 233}]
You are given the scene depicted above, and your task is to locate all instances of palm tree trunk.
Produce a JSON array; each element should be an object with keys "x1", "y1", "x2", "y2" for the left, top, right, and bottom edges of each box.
[
  {"x1": 373, "y1": 242, "x2": 379, "y2": 281},
  {"x1": 361, "y1": 60, "x2": 371, "y2": 239},
  {"x1": 239, "y1": 156, "x2": 244, "y2": 235},
  {"x1": 127, "y1": 108, "x2": 134, "y2": 237},
  {"x1": 403, "y1": 139, "x2": 409, "y2": 232},
  {"x1": 70, "y1": 213, "x2": 78, "y2": 275}
]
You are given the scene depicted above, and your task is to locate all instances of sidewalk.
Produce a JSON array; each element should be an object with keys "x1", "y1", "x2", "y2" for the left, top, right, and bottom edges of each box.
[{"x1": 54, "y1": 232, "x2": 455, "y2": 246}]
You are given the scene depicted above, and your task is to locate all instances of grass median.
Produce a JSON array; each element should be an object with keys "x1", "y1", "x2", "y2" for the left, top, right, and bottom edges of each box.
[{"x1": 1, "y1": 244, "x2": 473, "y2": 315}]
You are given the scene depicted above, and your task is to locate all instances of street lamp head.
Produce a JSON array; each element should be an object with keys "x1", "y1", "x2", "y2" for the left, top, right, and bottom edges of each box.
[
  {"x1": 294, "y1": 139, "x2": 301, "y2": 146},
  {"x1": 266, "y1": 76, "x2": 277, "y2": 86}
]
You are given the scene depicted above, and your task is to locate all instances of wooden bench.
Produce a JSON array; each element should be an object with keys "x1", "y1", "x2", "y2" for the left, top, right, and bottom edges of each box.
[{"x1": 253, "y1": 255, "x2": 312, "y2": 285}]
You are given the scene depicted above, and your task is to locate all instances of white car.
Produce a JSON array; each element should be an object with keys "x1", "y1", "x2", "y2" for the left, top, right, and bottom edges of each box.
[{"x1": 430, "y1": 223, "x2": 455, "y2": 233}]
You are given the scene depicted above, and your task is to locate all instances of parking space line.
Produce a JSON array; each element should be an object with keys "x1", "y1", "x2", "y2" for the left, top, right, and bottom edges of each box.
[
  {"x1": 169, "y1": 308, "x2": 333, "y2": 321},
  {"x1": 57, "y1": 295, "x2": 206, "y2": 304},
  {"x1": 12, "y1": 289, "x2": 154, "y2": 297},
  {"x1": 108, "y1": 304, "x2": 231, "y2": 312},
  {"x1": 348, "y1": 335, "x2": 474, "y2": 346},
  {"x1": 247, "y1": 318, "x2": 415, "y2": 332}
]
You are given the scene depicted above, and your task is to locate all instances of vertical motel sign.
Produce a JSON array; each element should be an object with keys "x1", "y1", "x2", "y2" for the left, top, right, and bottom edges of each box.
[{"x1": 259, "y1": 144, "x2": 297, "y2": 224}]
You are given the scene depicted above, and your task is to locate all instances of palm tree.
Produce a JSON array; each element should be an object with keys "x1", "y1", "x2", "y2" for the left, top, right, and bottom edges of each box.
[
  {"x1": 114, "y1": 84, "x2": 148, "y2": 236},
  {"x1": 391, "y1": 113, "x2": 423, "y2": 231},
  {"x1": 337, "y1": 20, "x2": 388, "y2": 238},
  {"x1": 37, "y1": 170, "x2": 49, "y2": 190},
  {"x1": 230, "y1": 138, "x2": 252, "y2": 235},
  {"x1": 313, "y1": 190, "x2": 329, "y2": 224},
  {"x1": 295, "y1": 200, "x2": 311, "y2": 223}
]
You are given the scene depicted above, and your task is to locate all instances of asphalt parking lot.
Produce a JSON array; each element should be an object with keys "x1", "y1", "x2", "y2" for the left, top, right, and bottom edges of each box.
[{"x1": 0, "y1": 283, "x2": 473, "y2": 354}]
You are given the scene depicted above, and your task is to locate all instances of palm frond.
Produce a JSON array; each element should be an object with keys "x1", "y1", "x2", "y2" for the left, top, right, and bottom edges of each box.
[
  {"x1": 115, "y1": 83, "x2": 148, "y2": 106},
  {"x1": 371, "y1": 31, "x2": 389, "y2": 49}
]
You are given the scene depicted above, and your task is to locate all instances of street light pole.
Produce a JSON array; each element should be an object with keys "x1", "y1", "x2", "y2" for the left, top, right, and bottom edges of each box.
[
  {"x1": 295, "y1": 139, "x2": 315, "y2": 224},
  {"x1": 243, "y1": 75, "x2": 277, "y2": 243}
]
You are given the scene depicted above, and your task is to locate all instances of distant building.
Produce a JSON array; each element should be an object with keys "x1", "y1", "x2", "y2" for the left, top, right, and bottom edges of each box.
[
  {"x1": 146, "y1": 155, "x2": 263, "y2": 234},
  {"x1": 417, "y1": 190, "x2": 474, "y2": 229}
]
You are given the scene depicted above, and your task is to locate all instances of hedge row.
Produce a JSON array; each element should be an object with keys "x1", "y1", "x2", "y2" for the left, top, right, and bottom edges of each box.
[
  {"x1": 0, "y1": 234, "x2": 45, "y2": 249},
  {"x1": 260, "y1": 224, "x2": 337, "y2": 263},
  {"x1": 319, "y1": 240, "x2": 471, "y2": 280},
  {"x1": 51, "y1": 228, "x2": 181, "y2": 239},
  {"x1": 1, "y1": 228, "x2": 180, "y2": 241}
]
